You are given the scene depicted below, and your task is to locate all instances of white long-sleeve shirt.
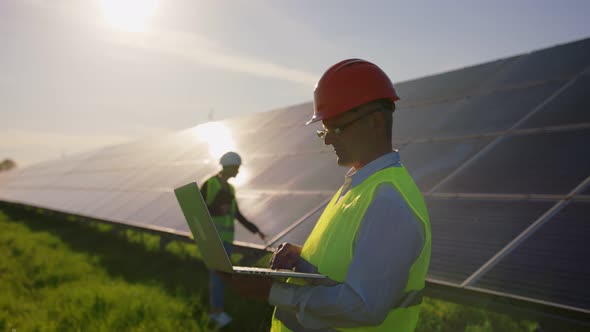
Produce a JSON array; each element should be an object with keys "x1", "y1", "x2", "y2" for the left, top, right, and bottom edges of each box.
[{"x1": 269, "y1": 151, "x2": 425, "y2": 331}]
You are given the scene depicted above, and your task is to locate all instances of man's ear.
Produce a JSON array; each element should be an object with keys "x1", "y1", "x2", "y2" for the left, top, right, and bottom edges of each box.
[{"x1": 370, "y1": 111, "x2": 385, "y2": 133}]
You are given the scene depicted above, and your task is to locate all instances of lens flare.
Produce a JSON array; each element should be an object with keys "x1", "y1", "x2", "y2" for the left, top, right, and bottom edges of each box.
[{"x1": 99, "y1": 0, "x2": 159, "y2": 32}]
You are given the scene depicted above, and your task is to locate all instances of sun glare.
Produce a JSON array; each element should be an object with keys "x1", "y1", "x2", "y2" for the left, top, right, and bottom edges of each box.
[
  {"x1": 192, "y1": 122, "x2": 250, "y2": 187},
  {"x1": 99, "y1": 0, "x2": 159, "y2": 32},
  {"x1": 194, "y1": 122, "x2": 236, "y2": 160}
]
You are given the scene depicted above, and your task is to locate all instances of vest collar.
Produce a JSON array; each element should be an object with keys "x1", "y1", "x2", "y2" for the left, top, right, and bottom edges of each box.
[{"x1": 345, "y1": 150, "x2": 401, "y2": 190}]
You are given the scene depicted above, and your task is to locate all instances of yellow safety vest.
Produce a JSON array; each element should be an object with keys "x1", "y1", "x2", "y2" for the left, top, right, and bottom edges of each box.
[
  {"x1": 202, "y1": 176, "x2": 237, "y2": 243},
  {"x1": 271, "y1": 166, "x2": 431, "y2": 332}
]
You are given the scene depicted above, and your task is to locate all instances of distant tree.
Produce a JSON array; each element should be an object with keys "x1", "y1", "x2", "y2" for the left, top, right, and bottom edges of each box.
[{"x1": 0, "y1": 159, "x2": 17, "y2": 172}]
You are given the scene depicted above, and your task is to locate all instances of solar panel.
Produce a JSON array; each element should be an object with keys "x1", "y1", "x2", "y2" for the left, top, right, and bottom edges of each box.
[
  {"x1": 0, "y1": 188, "x2": 31, "y2": 205},
  {"x1": 240, "y1": 127, "x2": 322, "y2": 156},
  {"x1": 392, "y1": 101, "x2": 459, "y2": 142},
  {"x1": 394, "y1": 58, "x2": 511, "y2": 105},
  {"x1": 437, "y1": 128, "x2": 590, "y2": 195},
  {"x1": 8, "y1": 156, "x2": 86, "y2": 177},
  {"x1": 268, "y1": 206, "x2": 326, "y2": 246},
  {"x1": 125, "y1": 191, "x2": 171, "y2": 226},
  {"x1": 50, "y1": 169, "x2": 138, "y2": 190},
  {"x1": 269, "y1": 103, "x2": 314, "y2": 127},
  {"x1": 425, "y1": 197, "x2": 554, "y2": 284},
  {"x1": 233, "y1": 193, "x2": 329, "y2": 246},
  {"x1": 84, "y1": 191, "x2": 138, "y2": 219},
  {"x1": 2, "y1": 37, "x2": 590, "y2": 321},
  {"x1": 472, "y1": 201, "x2": 590, "y2": 310},
  {"x1": 394, "y1": 81, "x2": 564, "y2": 142},
  {"x1": 126, "y1": 164, "x2": 214, "y2": 191},
  {"x1": 399, "y1": 137, "x2": 492, "y2": 192},
  {"x1": 143, "y1": 191, "x2": 188, "y2": 230},
  {"x1": 19, "y1": 188, "x2": 74, "y2": 211},
  {"x1": 101, "y1": 191, "x2": 166, "y2": 223},
  {"x1": 231, "y1": 153, "x2": 345, "y2": 192},
  {"x1": 0, "y1": 171, "x2": 60, "y2": 189},
  {"x1": 0, "y1": 173, "x2": 10, "y2": 197},
  {"x1": 517, "y1": 74, "x2": 590, "y2": 129},
  {"x1": 479, "y1": 38, "x2": 590, "y2": 89},
  {"x1": 75, "y1": 191, "x2": 136, "y2": 219},
  {"x1": 428, "y1": 81, "x2": 563, "y2": 137},
  {"x1": 221, "y1": 111, "x2": 277, "y2": 136},
  {"x1": 51, "y1": 189, "x2": 94, "y2": 213},
  {"x1": 68, "y1": 190, "x2": 117, "y2": 216}
]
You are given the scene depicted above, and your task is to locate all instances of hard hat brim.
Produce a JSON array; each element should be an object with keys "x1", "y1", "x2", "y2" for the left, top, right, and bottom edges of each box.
[{"x1": 305, "y1": 115, "x2": 322, "y2": 125}]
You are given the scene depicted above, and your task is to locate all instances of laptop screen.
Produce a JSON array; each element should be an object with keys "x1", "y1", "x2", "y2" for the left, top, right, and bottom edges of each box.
[{"x1": 174, "y1": 182, "x2": 234, "y2": 273}]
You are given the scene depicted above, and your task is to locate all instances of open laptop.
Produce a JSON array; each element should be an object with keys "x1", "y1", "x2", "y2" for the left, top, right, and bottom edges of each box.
[{"x1": 174, "y1": 182, "x2": 327, "y2": 280}]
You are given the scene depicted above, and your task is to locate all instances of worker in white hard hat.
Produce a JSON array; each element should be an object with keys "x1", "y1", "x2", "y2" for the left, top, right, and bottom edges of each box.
[{"x1": 200, "y1": 151, "x2": 266, "y2": 328}]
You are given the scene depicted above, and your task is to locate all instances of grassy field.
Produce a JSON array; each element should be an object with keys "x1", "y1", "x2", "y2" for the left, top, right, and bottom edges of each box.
[{"x1": 0, "y1": 206, "x2": 550, "y2": 331}]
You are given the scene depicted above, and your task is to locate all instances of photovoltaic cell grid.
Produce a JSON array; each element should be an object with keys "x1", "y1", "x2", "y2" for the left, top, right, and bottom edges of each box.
[
  {"x1": 472, "y1": 201, "x2": 590, "y2": 310},
  {"x1": 1, "y1": 38, "x2": 590, "y2": 314},
  {"x1": 393, "y1": 81, "x2": 563, "y2": 141},
  {"x1": 518, "y1": 74, "x2": 590, "y2": 129},
  {"x1": 437, "y1": 129, "x2": 590, "y2": 195},
  {"x1": 399, "y1": 137, "x2": 493, "y2": 192},
  {"x1": 425, "y1": 198, "x2": 555, "y2": 284}
]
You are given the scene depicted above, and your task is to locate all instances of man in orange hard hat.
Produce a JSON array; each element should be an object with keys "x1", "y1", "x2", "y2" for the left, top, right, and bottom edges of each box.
[{"x1": 222, "y1": 59, "x2": 431, "y2": 332}]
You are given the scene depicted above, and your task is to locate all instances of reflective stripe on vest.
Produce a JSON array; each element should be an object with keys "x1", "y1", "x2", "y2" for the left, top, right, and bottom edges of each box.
[
  {"x1": 203, "y1": 176, "x2": 237, "y2": 243},
  {"x1": 271, "y1": 166, "x2": 431, "y2": 332}
]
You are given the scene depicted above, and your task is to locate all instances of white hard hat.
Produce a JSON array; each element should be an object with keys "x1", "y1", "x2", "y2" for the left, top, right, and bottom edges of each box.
[{"x1": 220, "y1": 151, "x2": 242, "y2": 167}]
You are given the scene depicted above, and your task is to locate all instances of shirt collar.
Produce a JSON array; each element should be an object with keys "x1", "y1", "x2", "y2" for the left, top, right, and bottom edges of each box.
[{"x1": 345, "y1": 150, "x2": 401, "y2": 189}]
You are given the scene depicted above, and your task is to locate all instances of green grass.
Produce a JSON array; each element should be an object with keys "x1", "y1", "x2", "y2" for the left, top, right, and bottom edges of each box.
[
  {"x1": 0, "y1": 206, "x2": 561, "y2": 331},
  {"x1": 0, "y1": 208, "x2": 272, "y2": 331},
  {"x1": 417, "y1": 297, "x2": 537, "y2": 332}
]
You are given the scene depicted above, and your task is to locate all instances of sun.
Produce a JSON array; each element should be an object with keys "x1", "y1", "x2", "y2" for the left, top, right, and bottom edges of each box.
[
  {"x1": 191, "y1": 122, "x2": 250, "y2": 187},
  {"x1": 99, "y1": 0, "x2": 159, "y2": 32}
]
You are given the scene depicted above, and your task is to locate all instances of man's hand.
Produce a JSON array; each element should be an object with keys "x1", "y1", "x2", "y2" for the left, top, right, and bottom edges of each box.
[
  {"x1": 217, "y1": 272, "x2": 273, "y2": 301},
  {"x1": 269, "y1": 243, "x2": 302, "y2": 270}
]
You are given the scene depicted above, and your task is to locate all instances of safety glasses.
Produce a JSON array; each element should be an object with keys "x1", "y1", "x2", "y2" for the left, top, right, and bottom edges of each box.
[{"x1": 316, "y1": 108, "x2": 383, "y2": 140}]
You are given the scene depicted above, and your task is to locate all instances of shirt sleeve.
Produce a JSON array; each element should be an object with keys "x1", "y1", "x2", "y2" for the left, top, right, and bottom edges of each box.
[{"x1": 268, "y1": 184, "x2": 425, "y2": 330}]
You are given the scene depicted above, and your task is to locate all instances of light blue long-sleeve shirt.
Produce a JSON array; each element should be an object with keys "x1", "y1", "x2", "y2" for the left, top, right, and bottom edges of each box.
[{"x1": 269, "y1": 151, "x2": 425, "y2": 331}]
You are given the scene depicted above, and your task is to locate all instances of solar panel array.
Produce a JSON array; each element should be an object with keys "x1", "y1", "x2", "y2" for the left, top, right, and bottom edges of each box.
[{"x1": 1, "y1": 38, "x2": 589, "y2": 317}]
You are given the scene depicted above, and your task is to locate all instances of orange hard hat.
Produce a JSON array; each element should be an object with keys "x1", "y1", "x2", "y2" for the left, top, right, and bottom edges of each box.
[{"x1": 307, "y1": 59, "x2": 400, "y2": 125}]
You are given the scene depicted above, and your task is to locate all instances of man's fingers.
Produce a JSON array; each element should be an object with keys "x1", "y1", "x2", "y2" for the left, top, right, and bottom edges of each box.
[
  {"x1": 270, "y1": 243, "x2": 301, "y2": 269},
  {"x1": 270, "y1": 255, "x2": 286, "y2": 269},
  {"x1": 270, "y1": 244, "x2": 285, "y2": 267}
]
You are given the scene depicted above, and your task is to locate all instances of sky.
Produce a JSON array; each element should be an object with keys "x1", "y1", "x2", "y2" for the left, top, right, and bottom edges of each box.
[{"x1": 1, "y1": 0, "x2": 590, "y2": 167}]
